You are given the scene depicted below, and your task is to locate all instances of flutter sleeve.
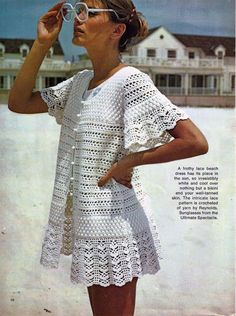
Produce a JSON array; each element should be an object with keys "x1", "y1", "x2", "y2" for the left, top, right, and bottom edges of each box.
[
  {"x1": 123, "y1": 71, "x2": 189, "y2": 152},
  {"x1": 40, "y1": 76, "x2": 75, "y2": 125}
]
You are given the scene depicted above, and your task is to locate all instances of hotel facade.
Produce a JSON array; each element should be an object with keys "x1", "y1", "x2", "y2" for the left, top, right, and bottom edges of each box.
[{"x1": 0, "y1": 26, "x2": 235, "y2": 106}]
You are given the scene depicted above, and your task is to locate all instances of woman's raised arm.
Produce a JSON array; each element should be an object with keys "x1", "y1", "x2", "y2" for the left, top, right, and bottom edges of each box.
[{"x1": 8, "y1": 2, "x2": 64, "y2": 114}]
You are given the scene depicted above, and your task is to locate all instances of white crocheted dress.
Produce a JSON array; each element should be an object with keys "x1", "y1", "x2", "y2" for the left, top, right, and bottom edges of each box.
[{"x1": 39, "y1": 66, "x2": 189, "y2": 287}]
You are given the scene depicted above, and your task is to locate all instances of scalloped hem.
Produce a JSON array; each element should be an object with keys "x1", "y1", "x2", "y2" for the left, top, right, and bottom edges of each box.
[
  {"x1": 125, "y1": 112, "x2": 189, "y2": 153},
  {"x1": 70, "y1": 267, "x2": 161, "y2": 287},
  {"x1": 40, "y1": 254, "x2": 161, "y2": 287}
]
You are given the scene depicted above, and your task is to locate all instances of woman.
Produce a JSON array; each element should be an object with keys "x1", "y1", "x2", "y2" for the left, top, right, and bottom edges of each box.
[{"x1": 8, "y1": 1, "x2": 208, "y2": 315}]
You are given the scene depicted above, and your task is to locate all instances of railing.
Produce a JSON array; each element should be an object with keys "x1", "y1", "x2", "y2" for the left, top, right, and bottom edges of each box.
[
  {"x1": 189, "y1": 88, "x2": 219, "y2": 95},
  {"x1": 0, "y1": 59, "x2": 71, "y2": 71},
  {"x1": 150, "y1": 86, "x2": 220, "y2": 96},
  {"x1": 120, "y1": 56, "x2": 224, "y2": 68},
  {"x1": 70, "y1": 59, "x2": 92, "y2": 70},
  {"x1": 158, "y1": 87, "x2": 184, "y2": 95},
  {"x1": 0, "y1": 56, "x2": 227, "y2": 71}
]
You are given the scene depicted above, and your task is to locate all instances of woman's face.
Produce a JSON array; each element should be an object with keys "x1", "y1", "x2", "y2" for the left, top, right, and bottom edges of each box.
[{"x1": 72, "y1": 0, "x2": 116, "y2": 48}]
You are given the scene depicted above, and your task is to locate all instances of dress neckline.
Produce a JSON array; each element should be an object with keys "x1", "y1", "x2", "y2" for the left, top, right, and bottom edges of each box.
[{"x1": 87, "y1": 65, "x2": 130, "y2": 92}]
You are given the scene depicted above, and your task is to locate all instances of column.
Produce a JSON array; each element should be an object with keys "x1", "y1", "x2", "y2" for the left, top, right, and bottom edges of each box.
[
  {"x1": 38, "y1": 75, "x2": 43, "y2": 90},
  {"x1": 7, "y1": 74, "x2": 11, "y2": 90},
  {"x1": 216, "y1": 75, "x2": 221, "y2": 95},
  {"x1": 184, "y1": 73, "x2": 189, "y2": 95},
  {"x1": 223, "y1": 72, "x2": 230, "y2": 93},
  {"x1": 207, "y1": 75, "x2": 215, "y2": 95},
  {"x1": 219, "y1": 75, "x2": 224, "y2": 95},
  {"x1": 149, "y1": 70, "x2": 155, "y2": 83}
]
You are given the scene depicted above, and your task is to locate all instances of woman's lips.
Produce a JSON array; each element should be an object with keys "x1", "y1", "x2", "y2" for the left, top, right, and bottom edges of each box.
[{"x1": 74, "y1": 28, "x2": 84, "y2": 33}]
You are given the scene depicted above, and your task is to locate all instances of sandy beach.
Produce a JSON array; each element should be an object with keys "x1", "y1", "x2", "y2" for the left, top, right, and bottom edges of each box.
[{"x1": 0, "y1": 105, "x2": 235, "y2": 316}]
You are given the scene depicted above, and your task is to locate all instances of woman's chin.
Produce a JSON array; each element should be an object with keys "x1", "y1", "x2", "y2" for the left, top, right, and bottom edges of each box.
[{"x1": 72, "y1": 37, "x2": 83, "y2": 46}]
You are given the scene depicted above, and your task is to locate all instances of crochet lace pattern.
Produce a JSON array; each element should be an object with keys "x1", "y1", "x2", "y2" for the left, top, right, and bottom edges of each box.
[{"x1": 39, "y1": 66, "x2": 189, "y2": 287}]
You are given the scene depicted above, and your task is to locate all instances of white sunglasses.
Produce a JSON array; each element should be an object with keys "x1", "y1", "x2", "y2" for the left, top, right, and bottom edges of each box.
[{"x1": 60, "y1": 2, "x2": 122, "y2": 22}]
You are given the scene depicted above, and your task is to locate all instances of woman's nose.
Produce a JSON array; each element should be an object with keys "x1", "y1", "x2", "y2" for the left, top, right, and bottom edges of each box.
[{"x1": 74, "y1": 18, "x2": 84, "y2": 26}]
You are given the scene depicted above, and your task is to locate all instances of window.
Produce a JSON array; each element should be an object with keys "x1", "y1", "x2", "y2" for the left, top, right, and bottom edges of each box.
[
  {"x1": 10, "y1": 75, "x2": 16, "y2": 86},
  {"x1": 232, "y1": 75, "x2": 235, "y2": 90},
  {"x1": 46, "y1": 48, "x2": 53, "y2": 58},
  {"x1": 189, "y1": 52, "x2": 195, "y2": 59},
  {"x1": 155, "y1": 74, "x2": 181, "y2": 87},
  {"x1": 45, "y1": 77, "x2": 67, "y2": 88},
  {"x1": 156, "y1": 74, "x2": 167, "y2": 87},
  {"x1": 22, "y1": 49, "x2": 28, "y2": 57},
  {"x1": 192, "y1": 75, "x2": 204, "y2": 88},
  {"x1": 192, "y1": 75, "x2": 217, "y2": 88},
  {"x1": 217, "y1": 51, "x2": 223, "y2": 59},
  {"x1": 167, "y1": 50, "x2": 176, "y2": 58},
  {"x1": 46, "y1": 51, "x2": 52, "y2": 58},
  {"x1": 168, "y1": 75, "x2": 181, "y2": 87},
  {"x1": 0, "y1": 48, "x2": 4, "y2": 57},
  {"x1": 147, "y1": 49, "x2": 156, "y2": 57},
  {"x1": 0, "y1": 76, "x2": 7, "y2": 89}
]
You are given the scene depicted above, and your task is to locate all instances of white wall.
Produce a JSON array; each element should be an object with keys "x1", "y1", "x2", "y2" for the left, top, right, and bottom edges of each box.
[{"x1": 136, "y1": 27, "x2": 186, "y2": 59}]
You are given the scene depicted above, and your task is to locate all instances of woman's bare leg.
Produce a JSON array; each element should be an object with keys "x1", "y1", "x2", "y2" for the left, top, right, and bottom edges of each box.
[
  {"x1": 87, "y1": 277, "x2": 138, "y2": 316},
  {"x1": 87, "y1": 286, "x2": 95, "y2": 315}
]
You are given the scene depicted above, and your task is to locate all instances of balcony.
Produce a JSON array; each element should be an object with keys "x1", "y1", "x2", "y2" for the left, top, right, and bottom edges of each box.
[
  {"x1": 158, "y1": 87, "x2": 184, "y2": 95},
  {"x1": 156, "y1": 87, "x2": 220, "y2": 96},
  {"x1": 189, "y1": 88, "x2": 219, "y2": 95},
  {"x1": 0, "y1": 56, "x2": 226, "y2": 72},
  {"x1": 121, "y1": 56, "x2": 224, "y2": 68},
  {"x1": 70, "y1": 59, "x2": 92, "y2": 70},
  {"x1": 0, "y1": 59, "x2": 71, "y2": 71}
]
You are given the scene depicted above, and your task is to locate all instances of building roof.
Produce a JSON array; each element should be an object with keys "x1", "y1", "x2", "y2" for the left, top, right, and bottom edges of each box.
[
  {"x1": 174, "y1": 33, "x2": 235, "y2": 57},
  {"x1": 0, "y1": 38, "x2": 64, "y2": 55},
  {"x1": 128, "y1": 26, "x2": 235, "y2": 57}
]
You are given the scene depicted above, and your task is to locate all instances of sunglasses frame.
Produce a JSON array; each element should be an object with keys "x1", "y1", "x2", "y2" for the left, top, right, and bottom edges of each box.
[{"x1": 60, "y1": 2, "x2": 124, "y2": 23}]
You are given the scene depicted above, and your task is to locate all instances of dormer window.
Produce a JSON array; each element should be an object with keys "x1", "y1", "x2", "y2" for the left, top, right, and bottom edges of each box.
[
  {"x1": 0, "y1": 43, "x2": 5, "y2": 57},
  {"x1": 217, "y1": 51, "x2": 223, "y2": 59},
  {"x1": 20, "y1": 44, "x2": 29, "y2": 58},
  {"x1": 189, "y1": 52, "x2": 195, "y2": 59},
  {"x1": 46, "y1": 47, "x2": 53, "y2": 58},
  {"x1": 22, "y1": 49, "x2": 28, "y2": 57},
  {"x1": 214, "y1": 45, "x2": 225, "y2": 60}
]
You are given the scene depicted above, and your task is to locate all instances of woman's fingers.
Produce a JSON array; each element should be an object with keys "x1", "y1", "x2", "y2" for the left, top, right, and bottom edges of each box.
[
  {"x1": 40, "y1": 2, "x2": 64, "y2": 23},
  {"x1": 37, "y1": 2, "x2": 65, "y2": 44},
  {"x1": 112, "y1": 177, "x2": 133, "y2": 188},
  {"x1": 47, "y1": 1, "x2": 66, "y2": 13},
  {"x1": 97, "y1": 161, "x2": 134, "y2": 188},
  {"x1": 40, "y1": 11, "x2": 59, "y2": 24},
  {"x1": 118, "y1": 180, "x2": 133, "y2": 188}
]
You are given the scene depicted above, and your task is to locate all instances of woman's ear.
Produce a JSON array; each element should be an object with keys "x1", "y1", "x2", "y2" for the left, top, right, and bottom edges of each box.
[{"x1": 111, "y1": 23, "x2": 126, "y2": 40}]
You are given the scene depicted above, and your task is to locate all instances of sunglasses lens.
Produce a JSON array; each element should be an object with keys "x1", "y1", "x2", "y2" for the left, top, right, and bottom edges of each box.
[
  {"x1": 61, "y1": 3, "x2": 74, "y2": 21},
  {"x1": 74, "y1": 3, "x2": 88, "y2": 21}
]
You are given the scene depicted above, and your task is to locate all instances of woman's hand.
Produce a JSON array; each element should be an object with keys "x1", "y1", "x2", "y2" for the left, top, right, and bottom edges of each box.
[
  {"x1": 98, "y1": 158, "x2": 134, "y2": 189},
  {"x1": 37, "y1": 2, "x2": 65, "y2": 47}
]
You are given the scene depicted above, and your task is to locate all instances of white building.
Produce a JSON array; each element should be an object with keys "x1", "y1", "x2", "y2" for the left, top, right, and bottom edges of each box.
[
  {"x1": 70, "y1": 26, "x2": 235, "y2": 107},
  {"x1": 0, "y1": 27, "x2": 235, "y2": 106},
  {"x1": 0, "y1": 38, "x2": 70, "y2": 103},
  {"x1": 120, "y1": 26, "x2": 235, "y2": 106}
]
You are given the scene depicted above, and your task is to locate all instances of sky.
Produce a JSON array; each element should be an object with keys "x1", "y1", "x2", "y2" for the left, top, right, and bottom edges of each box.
[{"x1": 0, "y1": 0, "x2": 235, "y2": 60}]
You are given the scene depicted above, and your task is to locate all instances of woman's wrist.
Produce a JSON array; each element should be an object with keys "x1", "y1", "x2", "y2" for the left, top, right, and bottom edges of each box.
[
  {"x1": 123, "y1": 151, "x2": 144, "y2": 169},
  {"x1": 34, "y1": 38, "x2": 52, "y2": 53}
]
